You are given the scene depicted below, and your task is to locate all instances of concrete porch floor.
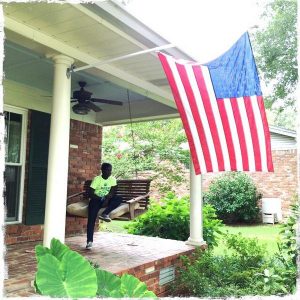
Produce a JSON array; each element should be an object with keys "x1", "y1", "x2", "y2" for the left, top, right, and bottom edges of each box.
[{"x1": 4, "y1": 232, "x2": 195, "y2": 297}]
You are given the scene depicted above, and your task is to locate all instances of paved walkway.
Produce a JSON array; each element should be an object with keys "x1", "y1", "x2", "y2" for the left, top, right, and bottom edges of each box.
[{"x1": 4, "y1": 232, "x2": 194, "y2": 297}]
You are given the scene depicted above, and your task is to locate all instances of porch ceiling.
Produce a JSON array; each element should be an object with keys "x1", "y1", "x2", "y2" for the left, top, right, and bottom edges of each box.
[{"x1": 3, "y1": 2, "x2": 194, "y2": 125}]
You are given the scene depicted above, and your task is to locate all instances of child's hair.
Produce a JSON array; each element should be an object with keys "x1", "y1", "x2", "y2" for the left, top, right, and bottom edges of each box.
[{"x1": 101, "y1": 162, "x2": 112, "y2": 171}]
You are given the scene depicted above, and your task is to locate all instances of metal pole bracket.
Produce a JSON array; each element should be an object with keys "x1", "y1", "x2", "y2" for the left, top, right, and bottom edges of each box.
[{"x1": 66, "y1": 64, "x2": 76, "y2": 78}]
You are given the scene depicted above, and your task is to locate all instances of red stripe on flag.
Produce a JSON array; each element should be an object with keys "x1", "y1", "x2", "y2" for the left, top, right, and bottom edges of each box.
[
  {"x1": 157, "y1": 53, "x2": 201, "y2": 174},
  {"x1": 193, "y1": 65, "x2": 225, "y2": 171},
  {"x1": 217, "y1": 99, "x2": 237, "y2": 170},
  {"x1": 257, "y1": 96, "x2": 274, "y2": 171},
  {"x1": 230, "y1": 97, "x2": 249, "y2": 170},
  {"x1": 176, "y1": 63, "x2": 213, "y2": 172},
  {"x1": 244, "y1": 96, "x2": 262, "y2": 171}
]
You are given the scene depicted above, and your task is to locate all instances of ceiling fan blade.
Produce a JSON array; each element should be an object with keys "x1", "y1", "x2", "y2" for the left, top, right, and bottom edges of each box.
[
  {"x1": 85, "y1": 101, "x2": 102, "y2": 112},
  {"x1": 90, "y1": 98, "x2": 123, "y2": 106}
]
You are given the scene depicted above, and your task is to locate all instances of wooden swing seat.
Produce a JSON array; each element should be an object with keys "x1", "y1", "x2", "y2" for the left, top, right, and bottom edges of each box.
[{"x1": 67, "y1": 179, "x2": 151, "y2": 220}]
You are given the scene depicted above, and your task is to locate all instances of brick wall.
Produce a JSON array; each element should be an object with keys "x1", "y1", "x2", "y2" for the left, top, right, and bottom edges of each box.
[
  {"x1": 5, "y1": 224, "x2": 44, "y2": 245},
  {"x1": 5, "y1": 116, "x2": 102, "y2": 245},
  {"x1": 68, "y1": 120, "x2": 102, "y2": 196},
  {"x1": 251, "y1": 149, "x2": 297, "y2": 217},
  {"x1": 116, "y1": 248, "x2": 200, "y2": 296}
]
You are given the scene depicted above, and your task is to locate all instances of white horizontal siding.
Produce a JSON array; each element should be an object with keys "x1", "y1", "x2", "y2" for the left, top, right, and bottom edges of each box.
[{"x1": 270, "y1": 132, "x2": 296, "y2": 150}]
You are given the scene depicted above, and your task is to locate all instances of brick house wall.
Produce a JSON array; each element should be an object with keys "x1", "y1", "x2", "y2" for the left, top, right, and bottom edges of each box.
[
  {"x1": 67, "y1": 120, "x2": 102, "y2": 196},
  {"x1": 251, "y1": 149, "x2": 297, "y2": 217},
  {"x1": 66, "y1": 119, "x2": 103, "y2": 239},
  {"x1": 5, "y1": 115, "x2": 102, "y2": 245}
]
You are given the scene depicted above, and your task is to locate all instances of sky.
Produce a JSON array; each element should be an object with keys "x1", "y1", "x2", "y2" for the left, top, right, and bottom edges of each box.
[{"x1": 122, "y1": 0, "x2": 265, "y2": 63}]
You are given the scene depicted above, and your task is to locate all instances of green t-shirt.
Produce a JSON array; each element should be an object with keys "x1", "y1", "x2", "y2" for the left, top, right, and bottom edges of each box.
[{"x1": 90, "y1": 175, "x2": 117, "y2": 197}]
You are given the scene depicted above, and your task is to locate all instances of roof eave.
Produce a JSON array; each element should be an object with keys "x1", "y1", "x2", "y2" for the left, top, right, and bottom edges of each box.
[
  {"x1": 87, "y1": 0, "x2": 196, "y2": 61},
  {"x1": 269, "y1": 125, "x2": 296, "y2": 138}
]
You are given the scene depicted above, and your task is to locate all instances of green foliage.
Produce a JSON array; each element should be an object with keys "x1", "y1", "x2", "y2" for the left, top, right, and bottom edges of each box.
[
  {"x1": 118, "y1": 274, "x2": 157, "y2": 298},
  {"x1": 277, "y1": 203, "x2": 298, "y2": 263},
  {"x1": 126, "y1": 193, "x2": 223, "y2": 247},
  {"x1": 173, "y1": 234, "x2": 268, "y2": 297},
  {"x1": 204, "y1": 172, "x2": 261, "y2": 223},
  {"x1": 95, "y1": 269, "x2": 156, "y2": 298},
  {"x1": 35, "y1": 238, "x2": 156, "y2": 298},
  {"x1": 173, "y1": 201, "x2": 298, "y2": 297},
  {"x1": 95, "y1": 269, "x2": 121, "y2": 297},
  {"x1": 253, "y1": 0, "x2": 297, "y2": 128},
  {"x1": 225, "y1": 233, "x2": 266, "y2": 269},
  {"x1": 35, "y1": 239, "x2": 97, "y2": 298},
  {"x1": 102, "y1": 120, "x2": 189, "y2": 193},
  {"x1": 257, "y1": 202, "x2": 299, "y2": 295}
]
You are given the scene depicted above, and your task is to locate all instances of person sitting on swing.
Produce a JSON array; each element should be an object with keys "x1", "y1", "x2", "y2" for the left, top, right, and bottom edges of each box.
[{"x1": 86, "y1": 162, "x2": 122, "y2": 250}]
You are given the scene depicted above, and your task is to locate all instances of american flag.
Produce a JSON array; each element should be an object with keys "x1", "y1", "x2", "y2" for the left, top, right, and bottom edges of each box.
[{"x1": 158, "y1": 32, "x2": 273, "y2": 175}]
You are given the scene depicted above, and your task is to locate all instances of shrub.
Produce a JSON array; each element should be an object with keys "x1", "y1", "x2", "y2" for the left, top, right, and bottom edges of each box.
[
  {"x1": 256, "y1": 202, "x2": 298, "y2": 295},
  {"x1": 172, "y1": 234, "x2": 268, "y2": 297},
  {"x1": 172, "y1": 203, "x2": 298, "y2": 297},
  {"x1": 204, "y1": 172, "x2": 261, "y2": 223},
  {"x1": 225, "y1": 233, "x2": 266, "y2": 269},
  {"x1": 126, "y1": 192, "x2": 223, "y2": 247}
]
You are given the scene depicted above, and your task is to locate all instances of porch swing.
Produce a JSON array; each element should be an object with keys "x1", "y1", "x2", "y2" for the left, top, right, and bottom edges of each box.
[
  {"x1": 66, "y1": 44, "x2": 176, "y2": 220},
  {"x1": 66, "y1": 90, "x2": 151, "y2": 220}
]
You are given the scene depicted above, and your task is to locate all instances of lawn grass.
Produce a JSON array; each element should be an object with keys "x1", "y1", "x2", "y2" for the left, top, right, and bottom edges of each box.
[
  {"x1": 100, "y1": 220, "x2": 131, "y2": 233},
  {"x1": 214, "y1": 224, "x2": 281, "y2": 255}
]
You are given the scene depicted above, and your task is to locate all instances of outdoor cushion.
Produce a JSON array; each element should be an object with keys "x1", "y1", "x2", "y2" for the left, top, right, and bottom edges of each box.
[{"x1": 66, "y1": 201, "x2": 139, "y2": 219}]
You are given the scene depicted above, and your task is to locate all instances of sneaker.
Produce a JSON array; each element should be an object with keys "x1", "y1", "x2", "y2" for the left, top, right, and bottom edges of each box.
[
  {"x1": 99, "y1": 214, "x2": 111, "y2": 222},
  {"x1": 85, "y1": 241, "x2": 93, "y2": 250}
]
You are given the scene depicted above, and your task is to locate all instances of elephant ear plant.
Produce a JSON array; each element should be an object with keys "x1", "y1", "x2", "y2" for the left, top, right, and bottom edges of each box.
[{"x1": 34, "y1": 238, "x2": 157, "y2": 298}]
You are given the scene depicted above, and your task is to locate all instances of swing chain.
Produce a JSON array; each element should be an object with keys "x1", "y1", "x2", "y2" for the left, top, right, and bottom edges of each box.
[{"x1": 127, "y1": 90, "x2": 138, "y2": 179}]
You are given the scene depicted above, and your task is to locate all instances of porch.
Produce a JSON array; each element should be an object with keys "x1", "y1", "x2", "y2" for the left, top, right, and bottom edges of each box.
[{"x1": 4, "y1": 231, "x2": 197, "y2": 297}]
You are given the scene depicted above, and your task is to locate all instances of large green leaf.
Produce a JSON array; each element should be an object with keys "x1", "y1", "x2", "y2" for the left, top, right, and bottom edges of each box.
[
  {"x1": 95, "y1": 268, "x2": 121, "y2": 297},
  {"x1": 120, "y1": 273, "x2": 157, "y2": 298},
  {"x1": 36, "y1": 251, "x2": 97, "y2": 298},
  {"x1": 35, "y1": 238, "x2": 70, "y2": 263},
  {"x1": 35, "y1": 245, "x2": 51, "y2": 263},
  {"x1": 50, "y1": 238, "x2": 70, "y2": 261}
]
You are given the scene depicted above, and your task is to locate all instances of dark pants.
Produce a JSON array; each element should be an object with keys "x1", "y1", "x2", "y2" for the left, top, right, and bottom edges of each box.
[{"x1": 87, "y1": 195, "x2": 122, "y2": 243}]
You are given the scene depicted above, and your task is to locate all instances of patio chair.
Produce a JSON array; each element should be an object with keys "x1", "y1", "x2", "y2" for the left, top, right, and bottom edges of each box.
[{"x1": 66, "y1": 179, "x2": 151, "y2": 220}]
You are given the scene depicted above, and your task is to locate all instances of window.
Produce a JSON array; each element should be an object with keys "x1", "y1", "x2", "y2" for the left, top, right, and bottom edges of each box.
[{"x1": 4, "y1": 106, "x2": 27, "y2": 223}]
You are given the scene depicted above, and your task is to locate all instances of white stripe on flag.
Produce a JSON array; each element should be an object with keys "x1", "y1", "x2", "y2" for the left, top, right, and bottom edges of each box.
[
  {"x1": 236, "y1": 97, "x2": 256, "y2": 171},
  {"x1": 201, "y1": 66, "x2": 231, "y2": 171},
  {"x1": 167, "y1": 57, "x2": 207, "y2": 173},
  {"x1": 251, "y1": 96, "x2": 268, "y2": 171},
  {"x1": 185, "y1": 64, "x2": 219, "y2": 172},
  {"x1": 223, "y1": 98, "x2": 243, "y2": 171}
]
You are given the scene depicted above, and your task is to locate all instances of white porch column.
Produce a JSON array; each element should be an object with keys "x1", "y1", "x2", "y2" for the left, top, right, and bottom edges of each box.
[
  {"x1": 186, "y1": 158, "x2": 206, "y2": 246},
  {"x1": 43, "y1": 55, "x2": 74, "y2": 247}
]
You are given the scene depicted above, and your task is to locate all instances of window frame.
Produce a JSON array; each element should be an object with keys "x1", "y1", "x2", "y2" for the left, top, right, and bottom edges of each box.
[{"x1": 4, "y1": 104, "x2": 28, "y2": 224}]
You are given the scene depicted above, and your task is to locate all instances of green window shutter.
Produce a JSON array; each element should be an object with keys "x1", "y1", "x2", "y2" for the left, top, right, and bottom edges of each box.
[{"x1": 25, "y1": 110, "x2": 51, "y2": 225}]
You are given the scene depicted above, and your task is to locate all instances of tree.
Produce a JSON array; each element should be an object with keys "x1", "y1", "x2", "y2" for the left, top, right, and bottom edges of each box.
[
  {"x1": 252, "y1": 0, "x2": 297, "y2": 129},
  {"x1": 102, "y1": 119, "x2": 190, "y2": 192}
]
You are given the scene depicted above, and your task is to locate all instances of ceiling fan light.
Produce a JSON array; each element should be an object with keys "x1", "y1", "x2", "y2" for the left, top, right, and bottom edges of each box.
[{"x1": 72, "y1": 104, "x2": 90, "y2": 115}]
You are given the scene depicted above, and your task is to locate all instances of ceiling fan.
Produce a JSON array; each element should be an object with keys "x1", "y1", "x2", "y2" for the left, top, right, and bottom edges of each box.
[{"x1": 71, "y1": 81, "x2": 123, "y2": 115}]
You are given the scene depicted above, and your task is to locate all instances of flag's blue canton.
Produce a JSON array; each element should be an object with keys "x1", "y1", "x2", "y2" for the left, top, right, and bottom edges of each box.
[{"x1": 204, "y1": 32, "x2": 262, "y2": 99}]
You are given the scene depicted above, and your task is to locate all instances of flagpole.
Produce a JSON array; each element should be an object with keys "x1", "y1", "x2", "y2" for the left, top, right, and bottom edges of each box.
[
  {"x1": 71, "y1": 44, "x2": 175, "y2": 73},
  {"x1": 186, "y1": 156, "x2": 206, "y2": 247}
]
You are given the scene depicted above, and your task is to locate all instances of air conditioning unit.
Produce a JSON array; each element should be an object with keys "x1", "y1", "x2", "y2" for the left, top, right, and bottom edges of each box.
[{"x1": 261, "y1": 198, "x2": 282, "y2": 224}]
